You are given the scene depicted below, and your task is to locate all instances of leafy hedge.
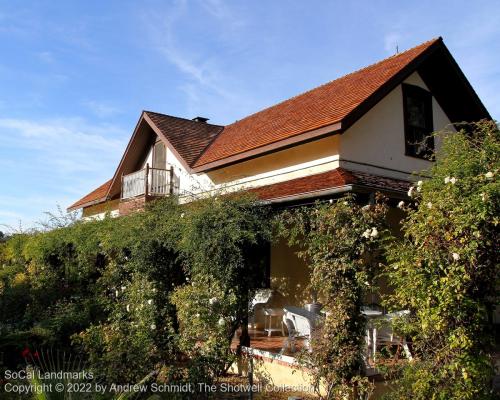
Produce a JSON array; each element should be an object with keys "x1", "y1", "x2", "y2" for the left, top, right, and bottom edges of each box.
[
  {"x1": 0, "y1": 121, "x2": 497, "y2": 399},
  {"x1": 0, "y1": 193, "x2": 272, "y2": 389}
]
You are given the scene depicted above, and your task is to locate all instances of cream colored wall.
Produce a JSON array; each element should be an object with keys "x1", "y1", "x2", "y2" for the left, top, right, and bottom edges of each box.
[
  {"x1": 208, "y1": 135, "x2": 340, "y2": 184},
  {"x1": 269, "y1": 239, "x2": 311, "y2": 308},
  {"x1": 180, "y1": 134, "x2": 341, "y2": 199},
  {"x1": 82, "y1": 199, "x2": 120, "y2": 220},
  {"x1": 339, "y1": 71, "x2": 454, "y2": 181}
]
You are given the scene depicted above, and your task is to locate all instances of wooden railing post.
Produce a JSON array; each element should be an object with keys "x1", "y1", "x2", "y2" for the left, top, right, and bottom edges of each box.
[
  {"x1": 169, "y1": 167, "x2": 174, "y2": 195},
  {"x1": 145, "y1": 163, "x2": 149, "y2": 197}
]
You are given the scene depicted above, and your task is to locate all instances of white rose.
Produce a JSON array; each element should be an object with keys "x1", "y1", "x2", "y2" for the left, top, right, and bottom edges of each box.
[
  {"x1": 218, "y1": 318, "x2": 225, "y2": 326},
  {"x1": 408, "y1": 187, "x2": 414, "y2": 198},
  {"x1": 150, "y1": 324, "x2": 156, "y2": 330},
  {"x1": 148, "y1": 299, "x2": 153, "y2": 305},
  {"x1": 444, "y1": 177, "x2": 450, "y2": 184},
  {"x1": 417, "y1": 180, "x2": 423, "y2": 187},
  {"x1": 121, "y1": 286, "x2": 126, "y2": 291},
  {"x1": 452, "y1": 253, "x2": 460, "y2": 261},
  {"x1": 397, "y1": 201, "x2": 405, "y2": 209},
  {"x1": 370, "y1": 227, "x2": 379, "y2": 238},
  {"x1": 450, "y1": 177, "x2": 457, "y2": 184},
  {"x1": 209, "y1": 297, "x2": 218, "y2": 305},
  {"x1": 485, "y1": 171, "x2": 494, "y2": 179},
  {"x1": 362, "y1": 229, "x2": 371, "y2": 239},
  {"x1": 427, "y1": 202, "x2": 432, "y2": 209}
]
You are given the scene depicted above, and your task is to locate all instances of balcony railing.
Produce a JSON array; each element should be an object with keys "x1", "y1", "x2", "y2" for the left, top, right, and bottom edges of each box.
[{"x1": 121, "y1": 165, "x2": 180, "y2": 200}]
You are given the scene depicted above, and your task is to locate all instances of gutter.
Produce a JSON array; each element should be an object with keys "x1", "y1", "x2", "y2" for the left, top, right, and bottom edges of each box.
[
  {"x1": 259, "y1": 183, "x2": 408, "y2": 205},
  {"x1": 259, "y1": 185, "x2": 353, "y2": 205}
]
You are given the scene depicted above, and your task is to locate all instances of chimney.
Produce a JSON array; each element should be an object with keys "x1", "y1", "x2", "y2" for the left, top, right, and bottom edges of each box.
[{"x1": 192, "y1": 116, "x2": 209, "y2": 123}]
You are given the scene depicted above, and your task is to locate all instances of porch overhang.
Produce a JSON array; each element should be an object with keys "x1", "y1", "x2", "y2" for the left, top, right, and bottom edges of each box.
[{"x1": 250, "y1": 168, "x2": 411, "y2": 205}]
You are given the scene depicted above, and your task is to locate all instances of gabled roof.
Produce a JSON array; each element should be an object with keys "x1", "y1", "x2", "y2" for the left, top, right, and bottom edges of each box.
[
  {"x1": 68, "y1": 179, "x2": 112, "y2": 211},
  {"x1": 144, "y1": 111, "x2": 223, "y2": 166},
  {"x1": 68, "y1": 37, "x2": 490, "y2": 211},
  {"x1": 193, "y1": 37, "x2": 489, "y2": 170},
  {"x1": 68, "y1": 112, "x2": 222, "y2": 211},
  {"x1": 250, "y1": 168, "x2": 410, "y2": 202}
]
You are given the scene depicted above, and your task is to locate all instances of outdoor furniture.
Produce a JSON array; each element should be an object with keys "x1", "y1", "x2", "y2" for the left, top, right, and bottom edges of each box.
[
  {"x1": 362, "y1": 309, "x2": 412, "y2": 361},
  {"x1": 282, "y1": 306, "x2": 321, "y2": 350},
  {"x1": 249, "y1": 289, "x2": 273, "y2": 329},
  {"x1": 263, "y1": 307, "x2": 284, "y2": 337},
  {"x1": 362, "y1": 309, "x2": 383, "y2": 360}
]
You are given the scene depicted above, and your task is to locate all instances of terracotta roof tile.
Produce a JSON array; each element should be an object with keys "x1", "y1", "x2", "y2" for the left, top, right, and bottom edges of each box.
[
  {"x1": 145, "y1": 111, "x2": 223, "y2": 166},
  {"x1": 194, "y1": 38, "x2": 440, "y2": 168},
  {"x1": 250, "y1": 168, "x2": 410, "y2": 201},
  {"x1": 67, "y1": 179, "x2": 112, "y2": 211},
  {"x1": 69, "y1": 39, "x2": 437, "y2": 210}
]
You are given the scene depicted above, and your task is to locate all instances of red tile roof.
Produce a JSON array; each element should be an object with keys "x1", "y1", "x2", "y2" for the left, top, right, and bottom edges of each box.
[
  {"x1": 144, "y1": 111, "x2": 223, "y2": 166},
  {"x1": 68, "y1": 39, "x2": 440, "y2": 211},
  {"x1": 67, "y1": 179, "x2": 112, "y2": 211},
  {"x1": 250, "y1": 168, "x2": 410, "y2": 201},
  {"x1": 194, "y1": 38, "x2": 441, "y2": 168}
]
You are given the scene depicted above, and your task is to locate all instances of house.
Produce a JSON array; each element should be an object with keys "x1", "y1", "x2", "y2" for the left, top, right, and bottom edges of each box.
[{"x1": 67, "y1": 37, "x2": 490, "y2": 389}]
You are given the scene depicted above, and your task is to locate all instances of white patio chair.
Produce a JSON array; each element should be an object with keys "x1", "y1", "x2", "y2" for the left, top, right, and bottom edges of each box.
[
  {"x1": 282, "y1": 306, "x2": 320, "y2": 351},
  {"x1": 248, "y1": 289, "x2": 273, "y2": 329},
  {"x1": 374, "y1": 310, "x2": 412, "y2": 360}
]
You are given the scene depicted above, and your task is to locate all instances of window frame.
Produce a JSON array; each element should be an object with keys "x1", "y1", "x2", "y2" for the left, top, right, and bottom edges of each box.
[{"x1": 402, "y1": 83, "x2": 434, "y2": 159}]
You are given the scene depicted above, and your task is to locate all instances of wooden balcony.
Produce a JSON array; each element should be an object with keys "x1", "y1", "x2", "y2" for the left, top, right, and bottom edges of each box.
[{"x1": 121, "y1": 165, "x2": 179, "y2": 200}]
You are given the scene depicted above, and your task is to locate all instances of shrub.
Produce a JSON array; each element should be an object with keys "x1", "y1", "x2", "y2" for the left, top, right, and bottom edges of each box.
[
  {"x1": 277, "y1": 195, "x2": 389, "y2": 399},
  {"x1": 383, "y1": 121, "x2": 499, "y2": 399}
]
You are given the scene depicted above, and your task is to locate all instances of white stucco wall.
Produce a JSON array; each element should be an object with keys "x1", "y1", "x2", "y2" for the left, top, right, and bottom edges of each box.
[
  {"x1": 339, "y1": 72, "x2": 454, "y2": 180},
  {"x1": 166, "y1": 147, "x2": 215, "y2": 195}
]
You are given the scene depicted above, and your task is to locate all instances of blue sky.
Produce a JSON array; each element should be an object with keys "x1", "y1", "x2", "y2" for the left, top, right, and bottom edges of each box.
[{"x1": 0, "y1": 0, "x2": 499, "y2": 230}]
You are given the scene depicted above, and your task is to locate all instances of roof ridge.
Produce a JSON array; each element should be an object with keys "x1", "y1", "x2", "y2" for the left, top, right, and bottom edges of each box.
[
  {"x1": 223, "y1": 37, "x2": 441, "y2": 129},
  {"x1": 143, "y1": 110, "x2": 225, "y2": 128}
]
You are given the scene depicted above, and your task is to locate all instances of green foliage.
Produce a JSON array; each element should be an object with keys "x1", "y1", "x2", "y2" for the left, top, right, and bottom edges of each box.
[
  {"x1": 171, "y1": 192, "x2": 272, "y2": 383},
  {"x1": 277, "y1": 195, "x2": 389, "y2": 399},
  {"x1": 171, "y1": 277, "x2": 238, "y2": 378},
  {"x1": 0, "y1": 193, "x2": 272, "y2": 391},
  {"x1": 383, "y1": 120, "x2": 499, "y2": 399}
]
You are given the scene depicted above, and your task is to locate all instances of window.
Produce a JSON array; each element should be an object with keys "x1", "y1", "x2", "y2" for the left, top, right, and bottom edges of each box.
[{"x1": 402, "y1": 84, "x2": 434, "y2": 159}]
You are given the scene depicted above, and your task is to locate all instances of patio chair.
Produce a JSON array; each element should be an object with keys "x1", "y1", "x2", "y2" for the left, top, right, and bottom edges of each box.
[
  {"x1": 282, "y1": 306, "x2": 320, "y2": 352},
  {"x1": 248, "y1": 289, "x2": 273, "y2": 329},
  {"x1": 374, "y1": 310, "x2": 412, "y2": 360}
]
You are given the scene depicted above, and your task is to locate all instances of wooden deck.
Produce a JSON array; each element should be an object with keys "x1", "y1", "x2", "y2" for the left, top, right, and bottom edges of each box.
[{"x1": 231, "y1": 328, "x2": 305, "y2": 355}]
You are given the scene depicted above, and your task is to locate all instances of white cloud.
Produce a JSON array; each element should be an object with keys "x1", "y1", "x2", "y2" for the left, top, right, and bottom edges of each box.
[
  {"x1": 0, "y1": 116, "x2": 127, "y2": 228},
  {"x1": 140, "y1": 1, "x2": 261, "y2": 124},
  {"x1": 84, "y1": 100, "x2": 122, "y2": 118},
  {"x1": 37, "y1": 51, "x2": 54, "y2": 63}
]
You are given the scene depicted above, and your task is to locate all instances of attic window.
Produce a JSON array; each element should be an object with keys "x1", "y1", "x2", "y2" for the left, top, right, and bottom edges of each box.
[{"x1": 402, "y1": 84, "x2": 434, "y2": 159}]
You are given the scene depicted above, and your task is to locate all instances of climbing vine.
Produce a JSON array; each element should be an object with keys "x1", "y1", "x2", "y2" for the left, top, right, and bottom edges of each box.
[
  {"x1": 383, "y1": 120, "x2": 499, "y2": 399},
  {"x1": 277, "y1": 194, "x2": 389, "y2": 399}
]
